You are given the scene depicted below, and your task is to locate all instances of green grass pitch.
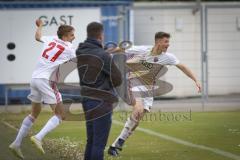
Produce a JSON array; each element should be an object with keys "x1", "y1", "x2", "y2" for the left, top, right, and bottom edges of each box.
[{"x1": 0, "y1": 110, "x2": 240, "y2": 160}]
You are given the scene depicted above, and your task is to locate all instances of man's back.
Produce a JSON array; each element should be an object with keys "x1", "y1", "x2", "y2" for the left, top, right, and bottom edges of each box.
[{"x1": 76, "y1": 38, "x2": 122, "y2": 91}]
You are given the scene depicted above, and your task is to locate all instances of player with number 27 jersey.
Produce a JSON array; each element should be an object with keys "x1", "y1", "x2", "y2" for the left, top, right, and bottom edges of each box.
[
  {"x1": 32, "y1": 36, "x2": 75, "y2": 81},
  {"x1": 9, "y1": 21, "x2": 76, "y2": 160}
]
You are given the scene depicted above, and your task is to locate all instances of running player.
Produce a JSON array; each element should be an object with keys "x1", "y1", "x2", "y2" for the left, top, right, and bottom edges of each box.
[
  {"x1": 108, "y1": 31, "x2": 201, "y2": 156},
  {"x1": 9, "y1": 19, "x2": 75, "y2": 159}
]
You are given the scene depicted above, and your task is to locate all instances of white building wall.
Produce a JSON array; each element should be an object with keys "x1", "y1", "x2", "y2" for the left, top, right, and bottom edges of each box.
[
  {"x1": 133, "y1": 4, "x2": 201, "y2": 97},
  {"x1": 0, "y1": 8, "x2": 101, "y2": 84},
  {"x1": 133, "y1": 2, "x2": 240, "y2": 97},
  {"x1": 207, "y1": 8, "x2": 240, "y2": 95}
]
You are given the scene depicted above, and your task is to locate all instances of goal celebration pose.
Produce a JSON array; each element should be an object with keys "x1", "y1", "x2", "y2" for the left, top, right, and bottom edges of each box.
[
  {"x1": 9, "y1": 19, "x2": 75, "y2": 159},
  {"x1": 108, "y1": 32, "x2": 201, "y2": 156}
]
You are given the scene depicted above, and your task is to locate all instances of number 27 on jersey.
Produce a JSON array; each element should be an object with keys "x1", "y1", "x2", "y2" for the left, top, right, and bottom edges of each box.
[{"x1": 42, "y1": 42, "x2": 65, "y2": 62}]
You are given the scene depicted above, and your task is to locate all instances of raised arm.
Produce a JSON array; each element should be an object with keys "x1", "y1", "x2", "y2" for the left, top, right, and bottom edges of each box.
[
  {"x1": 176, "y1": 63, "x2": 201, "y2": 93},
  {"x1": 35, "y1": 19, "x2": 43, "y2": 42},
  {"x1": 106, "y1": 47, "x2": 123, "y2": 53}
]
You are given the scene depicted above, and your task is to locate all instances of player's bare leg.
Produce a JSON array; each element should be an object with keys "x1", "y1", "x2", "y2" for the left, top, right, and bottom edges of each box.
[
  {"x1": 108, "y1": 100, "x2": 146, "y2": 156},
  {"x1": 9, "y1": 102, "x2": 41, "y2": 159},
  {"x1": 31, "y1": 102, "x2": 64, "y2": 154}
]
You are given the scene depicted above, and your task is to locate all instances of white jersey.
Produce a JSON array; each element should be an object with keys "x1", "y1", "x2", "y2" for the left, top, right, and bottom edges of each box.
[
  {"x1": 125, "y1": 45, "x2": 180, "y2": 111},
  {"x1": 32, "y1": 36, "x2": 75, "y2": 81},
  {"x1": 125, "y1": 45, "x2": 180, "y2": 65}
]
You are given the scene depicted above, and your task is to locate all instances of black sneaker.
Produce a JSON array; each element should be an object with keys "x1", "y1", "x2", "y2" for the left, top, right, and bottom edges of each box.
[
  {"x1": 108, "y1": 146, "x2": 119, "y2": 156},
  {"x1": 108, "y1": 138, "x2": 125, "y2": 156}
]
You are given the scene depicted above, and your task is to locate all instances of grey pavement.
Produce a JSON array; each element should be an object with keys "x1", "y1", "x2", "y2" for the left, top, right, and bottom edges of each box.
[{"x1": 1, "y1": 95, "x2": 240, "y2": 113}]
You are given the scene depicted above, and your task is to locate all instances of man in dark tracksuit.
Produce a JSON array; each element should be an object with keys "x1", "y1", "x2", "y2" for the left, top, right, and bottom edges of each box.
[{"x1": 76, "y1": 22, "x2": 122, "y2": 160}]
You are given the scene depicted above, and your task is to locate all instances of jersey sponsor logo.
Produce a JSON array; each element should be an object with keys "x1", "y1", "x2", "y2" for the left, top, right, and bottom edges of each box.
[{"x1": 140, "y1": 60, "x2": 153, "y2": 69}]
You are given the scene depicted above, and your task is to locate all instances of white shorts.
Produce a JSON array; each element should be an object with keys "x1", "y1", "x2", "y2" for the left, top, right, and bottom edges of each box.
[
  {"x1": 28, "y1": 78, "x2": 62, "y2": 104},
  {"x1": 135, "y1": 97, "x2": 153, "y2": 112},
  {"x1": 142, "y1": 97, "x2": 153, "y2": 112}
]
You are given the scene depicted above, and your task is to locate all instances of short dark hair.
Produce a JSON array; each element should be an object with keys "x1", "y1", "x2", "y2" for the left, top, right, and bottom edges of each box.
[
  {"x1": 87, "y1": 22, "x2": 103, "y2": 38},
  {"x1": 155, "y1": 32, "x2": 170, "y2": 41},
  {"x1": 57, "y1": 25, "x2": 74, "y2": 39}
]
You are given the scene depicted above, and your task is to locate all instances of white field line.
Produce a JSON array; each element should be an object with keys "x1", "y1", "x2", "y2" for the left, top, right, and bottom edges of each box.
[
  {"x1": 2, "y1": 119, "x2": 239, "y2": 160},
  {"x1": 2, "y1": 121, "x2": 18, "y2": 131},
  {"x1": 1, "y1": 120, "x2": 35, "y2": 136},
  {"x1": 113, "y1": 120, "x2": 240, "y2": 160}
]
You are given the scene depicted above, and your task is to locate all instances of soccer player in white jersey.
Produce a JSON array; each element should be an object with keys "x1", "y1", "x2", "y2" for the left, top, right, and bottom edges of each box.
[
  {"x1": 108, "y1": 32, "x2": 201, "y2": 156},
  {"x1": 9, "y1": 19, "x2": 75, "y2": 159}
]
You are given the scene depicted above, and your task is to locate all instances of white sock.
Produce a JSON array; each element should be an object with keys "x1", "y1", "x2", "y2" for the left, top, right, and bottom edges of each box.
[
  {"x1": 112, "y1": 117, "x2": 138, "y2": 147},
  {"x1": 13, "y1": 115, "x2": 35, "y2": 147},
  {"x1": 35, "y1": 115, "x2": 61, "y2": 141}
]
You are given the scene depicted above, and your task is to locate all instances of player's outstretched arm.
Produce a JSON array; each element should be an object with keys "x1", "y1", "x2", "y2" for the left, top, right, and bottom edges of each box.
[
  {"x1": 106, "y1": 47, "x2": 124, "y2": 54},
  {"x1": 176, "y1": 63, "x2": 201, "y2": 93},
  {"x1": 35, "y1": 19, "x2": 43, "y2": 42}
]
